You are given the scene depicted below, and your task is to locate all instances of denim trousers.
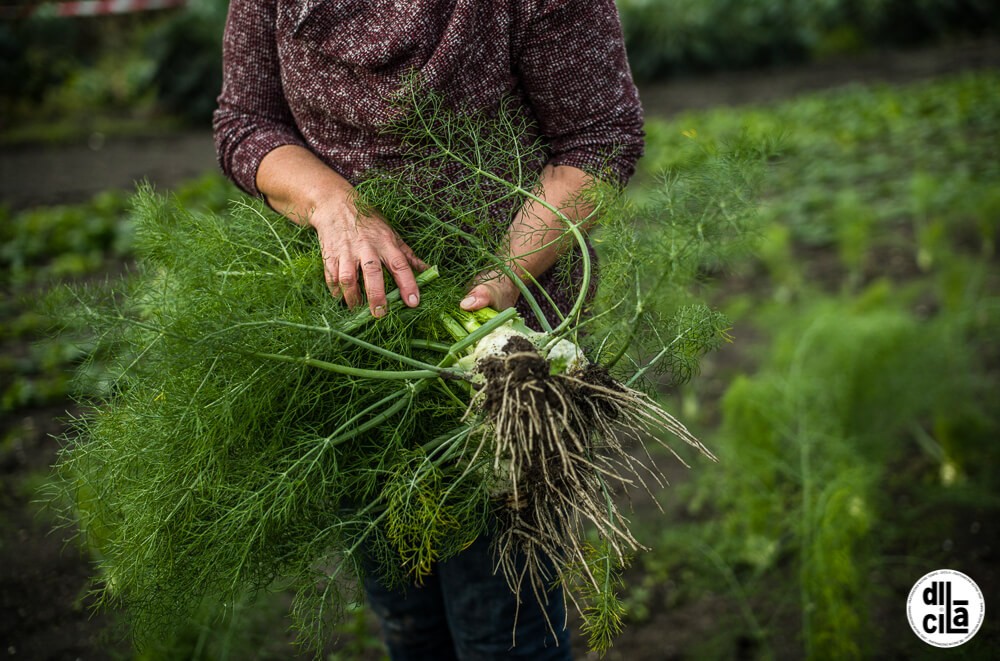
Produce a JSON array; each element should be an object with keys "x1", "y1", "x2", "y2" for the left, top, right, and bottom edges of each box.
[{"x1": 363, "y1": 532, "x2": 573, "y2": 660}]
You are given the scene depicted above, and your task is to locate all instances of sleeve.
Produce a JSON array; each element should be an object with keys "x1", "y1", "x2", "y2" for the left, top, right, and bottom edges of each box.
[
  {"x1": 212, "y1": 0, "x2": 307, "y2": 197},
  {"x1": 514, "y1": 0, "x2": 645, "y2": 187}
]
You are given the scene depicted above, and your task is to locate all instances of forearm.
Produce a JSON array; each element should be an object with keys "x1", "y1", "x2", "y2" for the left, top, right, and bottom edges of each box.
[
  {"x1": 505, "y1": 164, "x2": 594, "y2": 284},
  {"x1": 256, "y1": 144, "x2": 357, "y2": 227},
  {"x1": 461, "y1": 164, "x2": 594, "y2": 312}
]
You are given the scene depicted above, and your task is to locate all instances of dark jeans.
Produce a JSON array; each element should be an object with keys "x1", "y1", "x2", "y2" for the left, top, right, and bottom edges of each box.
[{"x1": 364, "y1": 533, "x2": 573, "y2": 660}]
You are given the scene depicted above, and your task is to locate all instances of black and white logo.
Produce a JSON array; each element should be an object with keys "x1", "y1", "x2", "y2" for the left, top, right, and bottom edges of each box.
[{"x1": 907, "y1": 569, "x2": 985, "y2": 647}]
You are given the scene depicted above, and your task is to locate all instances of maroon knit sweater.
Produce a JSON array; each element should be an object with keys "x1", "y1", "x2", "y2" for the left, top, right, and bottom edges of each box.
[{"x1": 213, "y1": 0, "x2": 644, "y2": 323}]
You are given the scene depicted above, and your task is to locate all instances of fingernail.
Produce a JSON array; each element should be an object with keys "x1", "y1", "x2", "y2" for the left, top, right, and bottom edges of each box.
[
  {"x1": 374, "y1": 304, "x2": 386, "y2": 318},
  {"x1": 460, "y1": 296, "x2": 476, "y2": 309},
  {"x1": 408, "y1": 294, "x2": 419, "y2": 306}
]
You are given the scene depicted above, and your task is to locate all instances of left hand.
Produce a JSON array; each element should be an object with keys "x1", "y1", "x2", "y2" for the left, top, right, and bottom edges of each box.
[
  {"x1": 458, "y1": 165, "x2": 593, "y2": 314},
  {"x1": 460, "y1": 271, "x2": 521, "y2": 311}
]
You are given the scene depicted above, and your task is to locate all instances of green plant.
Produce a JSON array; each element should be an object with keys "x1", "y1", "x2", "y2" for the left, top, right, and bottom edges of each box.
[
  {"x1": 702, "y1": 281, "x2": 995, "y2": 657},
  {"x1": 0, "y1": 174, "x2": 239, "y2": 457},
  {"x1": 144, "y1": 0, "x2": 227, "y2": 123},
  {"x1": 643, "y1": 71, "x2": 1000, "y2": 288},
  {"x1": 0, "y1": 16, "x2": 83, "y2": 115},
  {"x1": 46, "y1": 95, "x2": 766, "y2": 655},
  {"x1": 832, "y1": 189, "x2": 876, "y2": 289},
  {"x1": 622, "y1": 71, "x2": 1000, "y2": 658},
  {"x1": 616, "y1": 0, "x2": 1000, "y2": 81}
]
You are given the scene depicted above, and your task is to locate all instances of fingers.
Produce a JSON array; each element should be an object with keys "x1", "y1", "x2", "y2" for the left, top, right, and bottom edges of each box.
[
  {"x1": 385, "y1": 250, "x2": 420, "y2": 309},
  {"x1": 322, "y1": 253, "x2": 342, "y2": 300},
  {"x1": 460, "y1": 284, "x2": 492, "y2": 311},
  {"x1": 400, "y1": 242, "x2": 430, "y2": 273},
  {"x1": 338, "y1": 258, "x2": 363, "y2": 309},
  {"x1": 329, "y1": 252, "x2": 419, "y2": 314},
  {"x1": 314, "y1": 208, "x2": 425, "y2": 313},
  {"x1": 323, "y1": 248, "x2": 422, "y2": 314},
  {"x1": 360, "y1": 254, "x2": 387, "y2": 317},
  {"x1": 461, "y1": 273, "x2": 521, "y2": 311}
]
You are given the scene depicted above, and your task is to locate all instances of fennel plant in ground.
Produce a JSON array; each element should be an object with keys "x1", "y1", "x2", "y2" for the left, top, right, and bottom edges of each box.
[{"x1": 48, "y1": 96, "x2": 766, "y2": 654}]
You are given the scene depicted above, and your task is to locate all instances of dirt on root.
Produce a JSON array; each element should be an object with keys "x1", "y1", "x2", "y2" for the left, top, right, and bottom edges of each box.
[{"x1": 2, "y1": 37, "x2": 999, "y2": 660}]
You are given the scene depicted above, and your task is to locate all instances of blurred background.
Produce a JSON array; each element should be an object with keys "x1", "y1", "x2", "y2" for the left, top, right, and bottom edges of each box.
[{"x1": 1, "y1": 0, "x2": 998, "y2": 658}]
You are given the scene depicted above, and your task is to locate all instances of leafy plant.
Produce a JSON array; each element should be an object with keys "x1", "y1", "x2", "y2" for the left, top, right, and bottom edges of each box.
[
  {"x1": 0, "y1": 174, "x2": 239, "y2": 417},
  {"x1": 628, "y1": 71, "x2": 1000, "y2": 659},
  {"x1": 617, "y1": 0, "x2": 1000, "y2": 81},
  {"x1": 45, "y1": 93, "x2": 766, "y2": 654},
  {"x1": 700, "y1": 282, "x2": 993, "y2": 658},
  {"x1": 642, "y1": 70, "x2": 1000, "y2": 281},
  {"x1": 143, "y1": 0, "x2": 227, "y2": 123}
]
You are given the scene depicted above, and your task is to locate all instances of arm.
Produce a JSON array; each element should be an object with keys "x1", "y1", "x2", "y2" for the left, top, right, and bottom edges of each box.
[
  {"x1": 213, "y1": 0, "x2": 305, "y2": 197},
  {"x1": 512, "y1": 0, "x2": 644, "y2": 185},
  {"x1": 256, "y1": 145, "x2": 427, "y2": 317},
  {"x1": 213, "y1": 0, "x2": 425, "y2": 316},
  {"x1": 461, "y1": 0, "x2": 644, "y2": 311},
  {"x1": 461, "y1": 163, "x2": 592, "y2": 311}
]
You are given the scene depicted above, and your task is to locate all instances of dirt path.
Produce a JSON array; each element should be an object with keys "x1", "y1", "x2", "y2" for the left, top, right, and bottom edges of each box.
[
  {"x1": 637, "y1": 36, "x2": 1000, "y2": 115},
  {"x1": 1, "y1": 38, "x2": 997, "y2": 211},
  {"x1": 0, "y1": 131, "x2": 218, "y2": 210}
]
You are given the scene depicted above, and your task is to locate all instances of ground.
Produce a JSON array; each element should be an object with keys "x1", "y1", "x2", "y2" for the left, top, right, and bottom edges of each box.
[{"x1": 1, "y1": 38, "x2": 998, "y2": 661}]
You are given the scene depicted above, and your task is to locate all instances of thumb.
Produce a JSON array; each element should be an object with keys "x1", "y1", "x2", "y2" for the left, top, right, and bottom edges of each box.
[{"x1": 460, "y1": 284, "x2": 493, "y2": 311}]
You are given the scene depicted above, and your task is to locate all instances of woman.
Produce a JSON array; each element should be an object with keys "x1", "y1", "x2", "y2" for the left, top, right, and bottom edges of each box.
[{"x1": 213, "y1": 1, "x2": 643, "y2": 658}]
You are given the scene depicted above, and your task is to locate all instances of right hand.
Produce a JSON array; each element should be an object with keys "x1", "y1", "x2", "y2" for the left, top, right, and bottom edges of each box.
[{"x1": 310, "y1": 196, "x2": 427, "y2": 318}]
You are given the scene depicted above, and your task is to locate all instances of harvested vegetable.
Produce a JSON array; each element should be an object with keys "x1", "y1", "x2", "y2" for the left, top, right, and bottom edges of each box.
[{"x1": 47, "y1": 95, "x2": 765, "y2": 653}]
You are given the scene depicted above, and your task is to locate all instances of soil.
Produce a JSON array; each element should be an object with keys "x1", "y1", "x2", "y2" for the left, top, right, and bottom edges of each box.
[
  {"x1": 0, "y1": 131, "x2": 218, "y2": 211},
  {"x1": 1, "y1": 38, "x2": 998, "y2": 661}
]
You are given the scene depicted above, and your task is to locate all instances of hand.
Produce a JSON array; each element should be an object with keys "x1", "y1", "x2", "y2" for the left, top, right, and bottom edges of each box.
[
  {"x1": 311, "y1": 197, "x2": 427, "y2": 317},
  {"x1": 460, "y1": 271, "x2": 521, "y2": 312}
]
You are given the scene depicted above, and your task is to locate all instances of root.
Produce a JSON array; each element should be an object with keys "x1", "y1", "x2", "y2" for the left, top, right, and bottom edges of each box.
[{"x1": 473, "y1": 339, "x2": 714, "y2": 616}]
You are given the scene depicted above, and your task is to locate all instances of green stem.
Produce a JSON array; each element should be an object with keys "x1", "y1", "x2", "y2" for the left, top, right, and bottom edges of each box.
[
  {"x1": 294, "y1": 309, "x2": 517, "y2": 452},
  {"x1": 409, "y1": 339, "x2": 453, "y2": 353},
  {"x1": 439, "y1": 313, "x2": 472, "y2": 344},
  {"x1": 604, "y1": 278, "x2": 645, "y2": 368},
  {"x1": 604, "y1": 314, "x2": 642, "y2": 369},
  {"x1": 285, "y1": 322, "x2": 449, "y2": 373},
  {"x1": 623, "y1": 326, "x2": 697, "y2": 388},
  {"x1": 188, "y1": 266, "x2": 442, "y2": 346},
  {"x1": 318, "y1": 380, "x2": 439, "y2": 449},
  {"x1": 321, "y1": 387, "x2": 413, "y2": 447},
  {"x1": 449, "y1": 307, "x2": 491, "y2": 335},
  {"x1": 92, "y1": 313, "x2": 390, "y2": 385},
  {"x1": 435, "y1": 377, "x2": 471, "y2": 407},
  {"x1": 248, "y1": 350, "x2": 457, "y2": 381},
  {"x1": 420, "y1": 425, "x2": 470, "y2": 456},
  {"x1": 447, "y1": 307, "x2": 519, "y2": 356}
]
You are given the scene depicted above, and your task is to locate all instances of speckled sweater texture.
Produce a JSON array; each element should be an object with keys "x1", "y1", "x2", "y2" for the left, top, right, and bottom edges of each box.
[{"x1": 213, "y1": 0, "x2": 644, "y2": 323}]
